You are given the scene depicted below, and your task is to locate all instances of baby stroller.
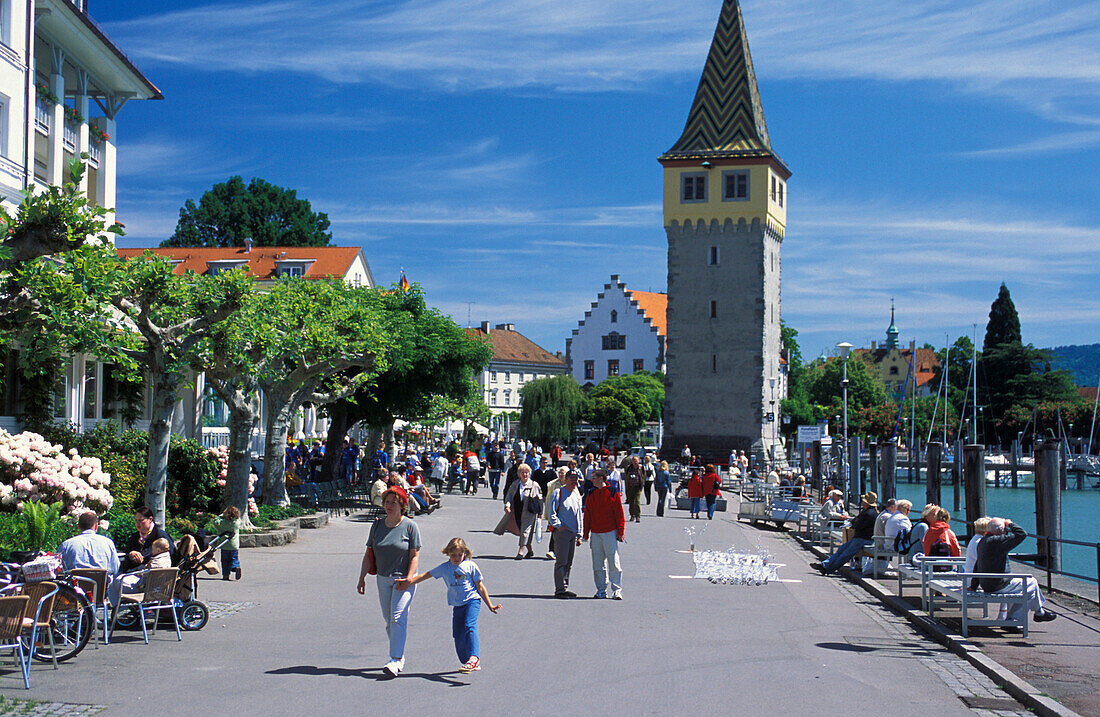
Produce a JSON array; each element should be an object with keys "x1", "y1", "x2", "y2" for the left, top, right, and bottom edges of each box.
[{"x1": 112, "y1": 532, "x2": 229, "y2": 632}]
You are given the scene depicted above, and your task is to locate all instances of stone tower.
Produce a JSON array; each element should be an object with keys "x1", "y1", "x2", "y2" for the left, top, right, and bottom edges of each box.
[{"x1": 658, "y1": 0, "x2": 790, "y2": 464}]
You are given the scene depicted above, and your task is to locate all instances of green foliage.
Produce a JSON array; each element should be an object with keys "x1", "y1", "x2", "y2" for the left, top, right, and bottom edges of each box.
[
  {"x1": 102, "y1": 505, "x2": 137, "y2": 547},
  {"x1": 163, "y1": 176, "x2": 331, "y2": 248},
  {"x1": 18, "y1": 500, "x2": 75, "y2": 553},
  {"x1": 781, "y1": 322, "x2": 815, "y2": 427},
  {"x1": 583, "y1": 381, "x2": 650, "y2": 441},
  {"x1": 101, "y1": 455, "x2": 145, "y2": 513},
  {"x1": 851, "y1": 403, "x2": 901, "y2": 441},
  {"x1": 165, "y1": 516, "x2": 201, "y2": 539},
  {"x1": 165, "y1": 437, "x2": 222, "y2": 516},
  {"x1": 518, "y1": 374, "x2": 585, "y2": 446},
  {"x1": 37, "y1": 421, "x2": 148, "y2": 511},
  {"x1": 1048, "y1": 343, "x2": 1100, "y2": 386},
  {"x1": 983, "y1": 283, "x2": 1022, "y2": 351},
  {"x1": 594, "y1": 371, "x2": 664, "y2": 421},
  {"x1": 808, "y1": 355, "x2": 887, "y2": 415}
]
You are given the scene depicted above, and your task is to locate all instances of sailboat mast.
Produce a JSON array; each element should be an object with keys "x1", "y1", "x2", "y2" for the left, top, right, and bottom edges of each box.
[
  {"x1": 944, "y1": 335, "x2": 950, "y2": 444},
  {"x1": 1088, "y1": 382, "x2": 1100, "y2": 456},
  {"x1": 971, "y1": 324, "x2": 978, "y2": 444}
]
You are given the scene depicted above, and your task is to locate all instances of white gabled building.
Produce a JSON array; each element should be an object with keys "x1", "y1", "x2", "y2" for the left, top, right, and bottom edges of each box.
[
  {"x1": 566, "y1": 275, "x2": 666, "y2": 387},
  {"x1": 467, "y1": 322, "x2": 568, "y2": 415}
]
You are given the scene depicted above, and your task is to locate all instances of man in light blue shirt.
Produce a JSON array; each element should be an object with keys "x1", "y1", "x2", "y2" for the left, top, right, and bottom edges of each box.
[
  {"x1": 548, "y1": 471, "x2": 583, "y2": 598},
  {"x1": 59, "y1": 511, "x2": 120, "y2": 577}
]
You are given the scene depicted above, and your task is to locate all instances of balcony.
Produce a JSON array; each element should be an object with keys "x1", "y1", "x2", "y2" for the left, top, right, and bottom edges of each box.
[
  {"x1": 34, "y1": 99, "x2": 52, "y2": 135},
  {"x1": 88, "y1": 141, "x2": 101, "y2": 167},
  {"x1": 63, "y1": 119, "x2": 77, "y2": 153}
]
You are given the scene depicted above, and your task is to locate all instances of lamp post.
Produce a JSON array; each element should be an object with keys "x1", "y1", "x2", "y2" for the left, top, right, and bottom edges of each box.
[{"x1": 836, "y1": 342, "x2": 852, "y2": 499}]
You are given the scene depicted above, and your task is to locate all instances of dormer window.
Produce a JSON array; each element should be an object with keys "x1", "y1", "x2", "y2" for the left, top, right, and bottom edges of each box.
[
  {"x1": 275, "y1": 259, "x2": 316, "y2": 278},
  {"x1": 206, "y1": 259, "x2": 248, "y2": 276}
]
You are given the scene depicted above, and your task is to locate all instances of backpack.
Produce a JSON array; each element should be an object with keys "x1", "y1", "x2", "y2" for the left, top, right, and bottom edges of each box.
[
  {"x1": 467, "y1": 454, "x2": 481, "y2": 471},
  {"x1": 928, "y1": 537, "x2": 952, "y2": 571},
  {"x1": 893, "y1": 526, "x2": 914, "y2": 554}
]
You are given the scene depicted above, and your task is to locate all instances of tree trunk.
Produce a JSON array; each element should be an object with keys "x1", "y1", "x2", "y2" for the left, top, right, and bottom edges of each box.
[
  {"x1": 206, "y1": 374, "x2": 260, "y2": 528},
  {"x1": 321, "y1": 405, "x2": 351, "y2": 482},
  {"x1": 262, "y1": 396, "x2": 295, "y2": 507},
  {"x1": 225, "y1": 398, "x2": 259, "y2": 529},
  {"x1": 144, "y1": 369, "x2": 179, "y2": 525}
]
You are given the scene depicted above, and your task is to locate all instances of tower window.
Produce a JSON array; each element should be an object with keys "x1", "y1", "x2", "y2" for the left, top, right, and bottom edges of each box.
[
  {"x1": 610, "y1": 310, "x2": 617, "y2": 324},
  {"x1": 722, "y1": 171, "x2": 749, "y2": 201},
  {"x1": 681, "y1": 173, "x2": 706, "y2": 203},
  {"x1": 778, "y1": 181, "x2": 784, "y2": 207},
  {"x1": 608, "y1": 359, "x2": 620, "y2": 377},
  {"x1": 712, "y1": 354, "x2": 717, "y2": 373},
  {"x1": 710, "y1": 300, "x2": 717, "y2": 318},
  {"x1": 708, "y1": 246, "x2": 719, "y2": 266},
  {"x1": 584, "y1": 360, "x2": 594, "y2": 380},
  {"x1": 771, "y1": 176, "x2": 777, "y2": 201}
]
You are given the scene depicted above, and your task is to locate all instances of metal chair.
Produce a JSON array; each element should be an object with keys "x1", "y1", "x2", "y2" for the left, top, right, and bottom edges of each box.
[
  {"x1": 0, "y1": 596, "x2": 31, "y2": 688},
  {"x1": 18, "y1": 581, "x2": 59, "y2": 670},
  {"x1": 109, "y1": 568, "x2": 182, "y2": 644},
  {"x1": 70, "y1": 569, "x2": 110, "y2": 647}
]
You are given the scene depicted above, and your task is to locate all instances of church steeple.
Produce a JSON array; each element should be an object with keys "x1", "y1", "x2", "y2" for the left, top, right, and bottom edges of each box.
[
  {"x1": 660, "y1": 0, "x2": 783, "y2": 166},
  {"x1": 885, "y1": 301, "x2": 899, "y2": 350}
]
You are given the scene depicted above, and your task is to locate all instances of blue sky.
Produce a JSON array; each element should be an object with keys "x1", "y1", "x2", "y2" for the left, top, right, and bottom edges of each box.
[{"x1": 97, "y1": 0, "x2": 1100, "y2": 362}]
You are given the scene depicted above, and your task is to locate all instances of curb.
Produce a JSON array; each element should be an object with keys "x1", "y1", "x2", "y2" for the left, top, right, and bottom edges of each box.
[
  {"x1": 798, "y1": 538, "x2": 1081, "y2": 717},
  {"x1": 239, "y1": 512, "x2": 328, "y2": 548}
]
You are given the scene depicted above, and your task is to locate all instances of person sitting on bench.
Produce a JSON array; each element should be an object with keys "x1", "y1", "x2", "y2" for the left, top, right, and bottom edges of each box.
[{"x1": 972, "y1": 517, "x2": 1056, "y2": 623}]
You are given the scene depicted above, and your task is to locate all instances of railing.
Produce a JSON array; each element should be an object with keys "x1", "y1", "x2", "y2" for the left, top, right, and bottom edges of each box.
[
  {"x1": 200, "y1": 427, "x2": 230, "y2": 448},
  {"x1": 62, "y1": 120, "x2": 77, "y2": 152},
  {"x1": 88, "y1": 141, "x2": 101, "y2": 166},
  {"x1": 0, "y1": 155, "x2": 23, "y2": 183},
  {"x1": 34, "y1": 98, "x2": 51, "y2": 134}
]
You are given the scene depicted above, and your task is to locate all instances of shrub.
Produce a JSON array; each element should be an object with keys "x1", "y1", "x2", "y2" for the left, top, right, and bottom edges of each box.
[
  {"x1": 101, "y1": 455, "x2": 144, "y2": 513},
  {"x1": 102, "y1": 505, "x2": 136, "y2": 548},
  {"x1": 0, "y1": 430, "x2": 114, "y2": 514},
  {"x1": 166, "y1": 438, "x2": 221, "y2": 516},
  {"x1": 166, "y1": 516, "x2": 200, "y2": 540}
]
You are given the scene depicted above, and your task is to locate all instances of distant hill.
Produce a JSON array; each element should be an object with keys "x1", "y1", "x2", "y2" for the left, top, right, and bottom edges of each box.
[{"x1": 1047, "y1": 343, "x2": 1100, "y2": 386}]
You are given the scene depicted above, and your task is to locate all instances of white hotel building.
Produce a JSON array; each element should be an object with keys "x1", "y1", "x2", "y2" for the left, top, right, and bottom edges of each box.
[{"x1": 0, "y1": 0, "x2": 160, "y2": 433}]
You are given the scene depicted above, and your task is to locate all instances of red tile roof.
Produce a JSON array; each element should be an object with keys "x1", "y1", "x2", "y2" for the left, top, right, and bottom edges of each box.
[
  {"x1": 625, "y1": 290, "x2": 667, "y2": 337},
  {"x1": 465, "y1": 327, "x2": 566, "y2": 368},
  {"x1": 115, "y1": 246, "x2": 362, "y2": 281}
]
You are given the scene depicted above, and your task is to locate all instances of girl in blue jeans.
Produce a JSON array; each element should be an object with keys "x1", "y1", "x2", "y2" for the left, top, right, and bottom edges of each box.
[{"x1": 397, "y1": 538, "x2": 501, "y2": 673}]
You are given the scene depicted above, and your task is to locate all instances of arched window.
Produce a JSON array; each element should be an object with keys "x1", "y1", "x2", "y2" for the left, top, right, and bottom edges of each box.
[{"x1": 610, "y1": 310, "x2": 618, "y2": 324}]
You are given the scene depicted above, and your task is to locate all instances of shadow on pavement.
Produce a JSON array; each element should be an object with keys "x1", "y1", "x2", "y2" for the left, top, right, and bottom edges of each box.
[
  {"x1": 494, "y1": 593, "x2": 564, "y2": 600},
  {"x1": 265, "y1": 665, "x2": 467, "y2": 685}
]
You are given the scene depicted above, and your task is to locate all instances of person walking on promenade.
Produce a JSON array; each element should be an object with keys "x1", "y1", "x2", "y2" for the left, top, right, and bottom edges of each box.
[
  {"x1": 583, "y1": 469, "x2": 625, "y2": 600},
  {"x1": 487, "y1": 442, "x2": 504, "y2": 500},
  {"x1": 495, "y1": 464, "x2": 543, "y2": 559},
  {"x1": 703, "y1": 464, "x2": 722, "y2": 520},
  {"x1": 396, "y1": 537, "x2": 502, "y2": 674},
  {"x1": 642, "y1": 455, "x2": 656, "y2": 505},
  {"x1": 547, "y1": 471, "x2": 583, "y2": 598},
  {"x1": 654, "y1": 461, "x2": 672, "y2": 517},
  {"x1": 357, "y1": 487, "x2": 421, "y2": 678},
  {"x1": 686, "y1": 469, "x2": 703, "y2": 519},
  {"x1": 624, "y1": 456, "x2": 644, "y2": 523}
]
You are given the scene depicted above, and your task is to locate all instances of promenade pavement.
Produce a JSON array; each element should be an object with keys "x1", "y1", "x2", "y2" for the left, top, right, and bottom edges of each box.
[{"x1": 0, "y1": 492, "x2": 1032, "y2": 716}]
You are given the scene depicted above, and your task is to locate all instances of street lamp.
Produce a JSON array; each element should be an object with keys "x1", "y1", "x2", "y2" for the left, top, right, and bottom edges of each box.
[{"x1": 836, "y1": 342, "x2": 852, "y2": 500}]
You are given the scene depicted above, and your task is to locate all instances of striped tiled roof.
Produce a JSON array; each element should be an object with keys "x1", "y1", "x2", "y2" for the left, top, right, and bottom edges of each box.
[
  {"x1": 660, "y1": 0, "x2": 783, "y2": 167},
  {"x1": 626, "y1": 289, "x2": 667, "y2": 337},
  {"x1": 115, "y1": 246, "x2": 363, "y2": 281}
]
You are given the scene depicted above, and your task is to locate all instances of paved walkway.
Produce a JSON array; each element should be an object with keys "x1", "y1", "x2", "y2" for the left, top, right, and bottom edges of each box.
[{"x1": 0, "y1": 493, "x2": 1045, "y2": 715}]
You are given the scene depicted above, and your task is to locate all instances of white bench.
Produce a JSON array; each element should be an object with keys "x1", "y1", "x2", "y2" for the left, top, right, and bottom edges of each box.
[
  {"x1": 927, "y1": 571, "x2": 1031, "y2": 637},
  {"x1": 861, "y1": 535, "x2": 900, "y2": 579}
]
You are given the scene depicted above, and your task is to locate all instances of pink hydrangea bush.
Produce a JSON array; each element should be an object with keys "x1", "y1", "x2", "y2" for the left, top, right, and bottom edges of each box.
[
  {"x1": 207, "y1": 445, "x2": 257, "y2": 516},
  {"x1": 0, "y1": 429, "x2": 113, "y2": 514}
]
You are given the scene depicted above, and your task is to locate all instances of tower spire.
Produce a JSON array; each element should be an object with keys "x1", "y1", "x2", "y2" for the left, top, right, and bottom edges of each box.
[
  {"x1": 885, "y1": 299, "x2": 899, "y2": 350},
  {"x1": 660, "y1": 0, "x2": 782, "y2": 165}
]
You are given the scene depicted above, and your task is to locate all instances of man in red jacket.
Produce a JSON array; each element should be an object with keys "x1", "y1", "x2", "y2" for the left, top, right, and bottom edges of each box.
[{"x1": 583, "y1": 469, "x2": 625, "y2": 600}]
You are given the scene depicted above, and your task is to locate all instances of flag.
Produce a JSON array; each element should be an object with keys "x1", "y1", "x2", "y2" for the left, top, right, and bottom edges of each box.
[{"x1": 400, "y1": 272, "x2": 409, "y2": 293}]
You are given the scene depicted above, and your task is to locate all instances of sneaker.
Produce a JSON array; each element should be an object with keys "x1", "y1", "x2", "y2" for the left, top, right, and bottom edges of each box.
[
  {"x1": 1035, "y1": 610, "x2": 1058, "y2": 622},
  {"x1": 460, "y1": 657, "x2": 480, "y2": 673},
  {"x1": 611, "y1": 592, "x2": 623, "y2": 600},
  {"x1": 562, "y1": 590, "x2": 577, "y2": 598},
  {"x1": 547, "y1": 551, "x2": 556, "y2": 560},
  {"x1": 810, "y1": 562, "x2": 826, "y2": 573},
  {"x1": 382, "y1": 660, "x2": 400, "y2": 678}
]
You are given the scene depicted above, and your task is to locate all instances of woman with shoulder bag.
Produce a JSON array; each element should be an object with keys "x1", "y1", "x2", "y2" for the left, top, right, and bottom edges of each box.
[
  {"x1": 642, "y1": 455, "x2": 656, "y2": 505},
  {"x1": 654, "y1": 460, "x2": 672, "y2": 517},
  {"x1": 703, "y1": 464, "x2": 722, "y2": 520},
  {"x1": 497, "y1": 464, "x2": 543, "y2": 559},
  {"x1": 357, "y1": 487, "x2": 421, "y2": 678}
]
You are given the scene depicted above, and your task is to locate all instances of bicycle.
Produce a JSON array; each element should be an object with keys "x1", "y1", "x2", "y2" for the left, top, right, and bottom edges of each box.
[{"x1": 0, "y1": 560, "x2": 93, "y2": 663}]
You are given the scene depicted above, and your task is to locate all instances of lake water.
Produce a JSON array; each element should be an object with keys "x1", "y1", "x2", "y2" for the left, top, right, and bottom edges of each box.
[{"x1": 890, "y1": 481, "x2": 1100, "y2": 582}]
